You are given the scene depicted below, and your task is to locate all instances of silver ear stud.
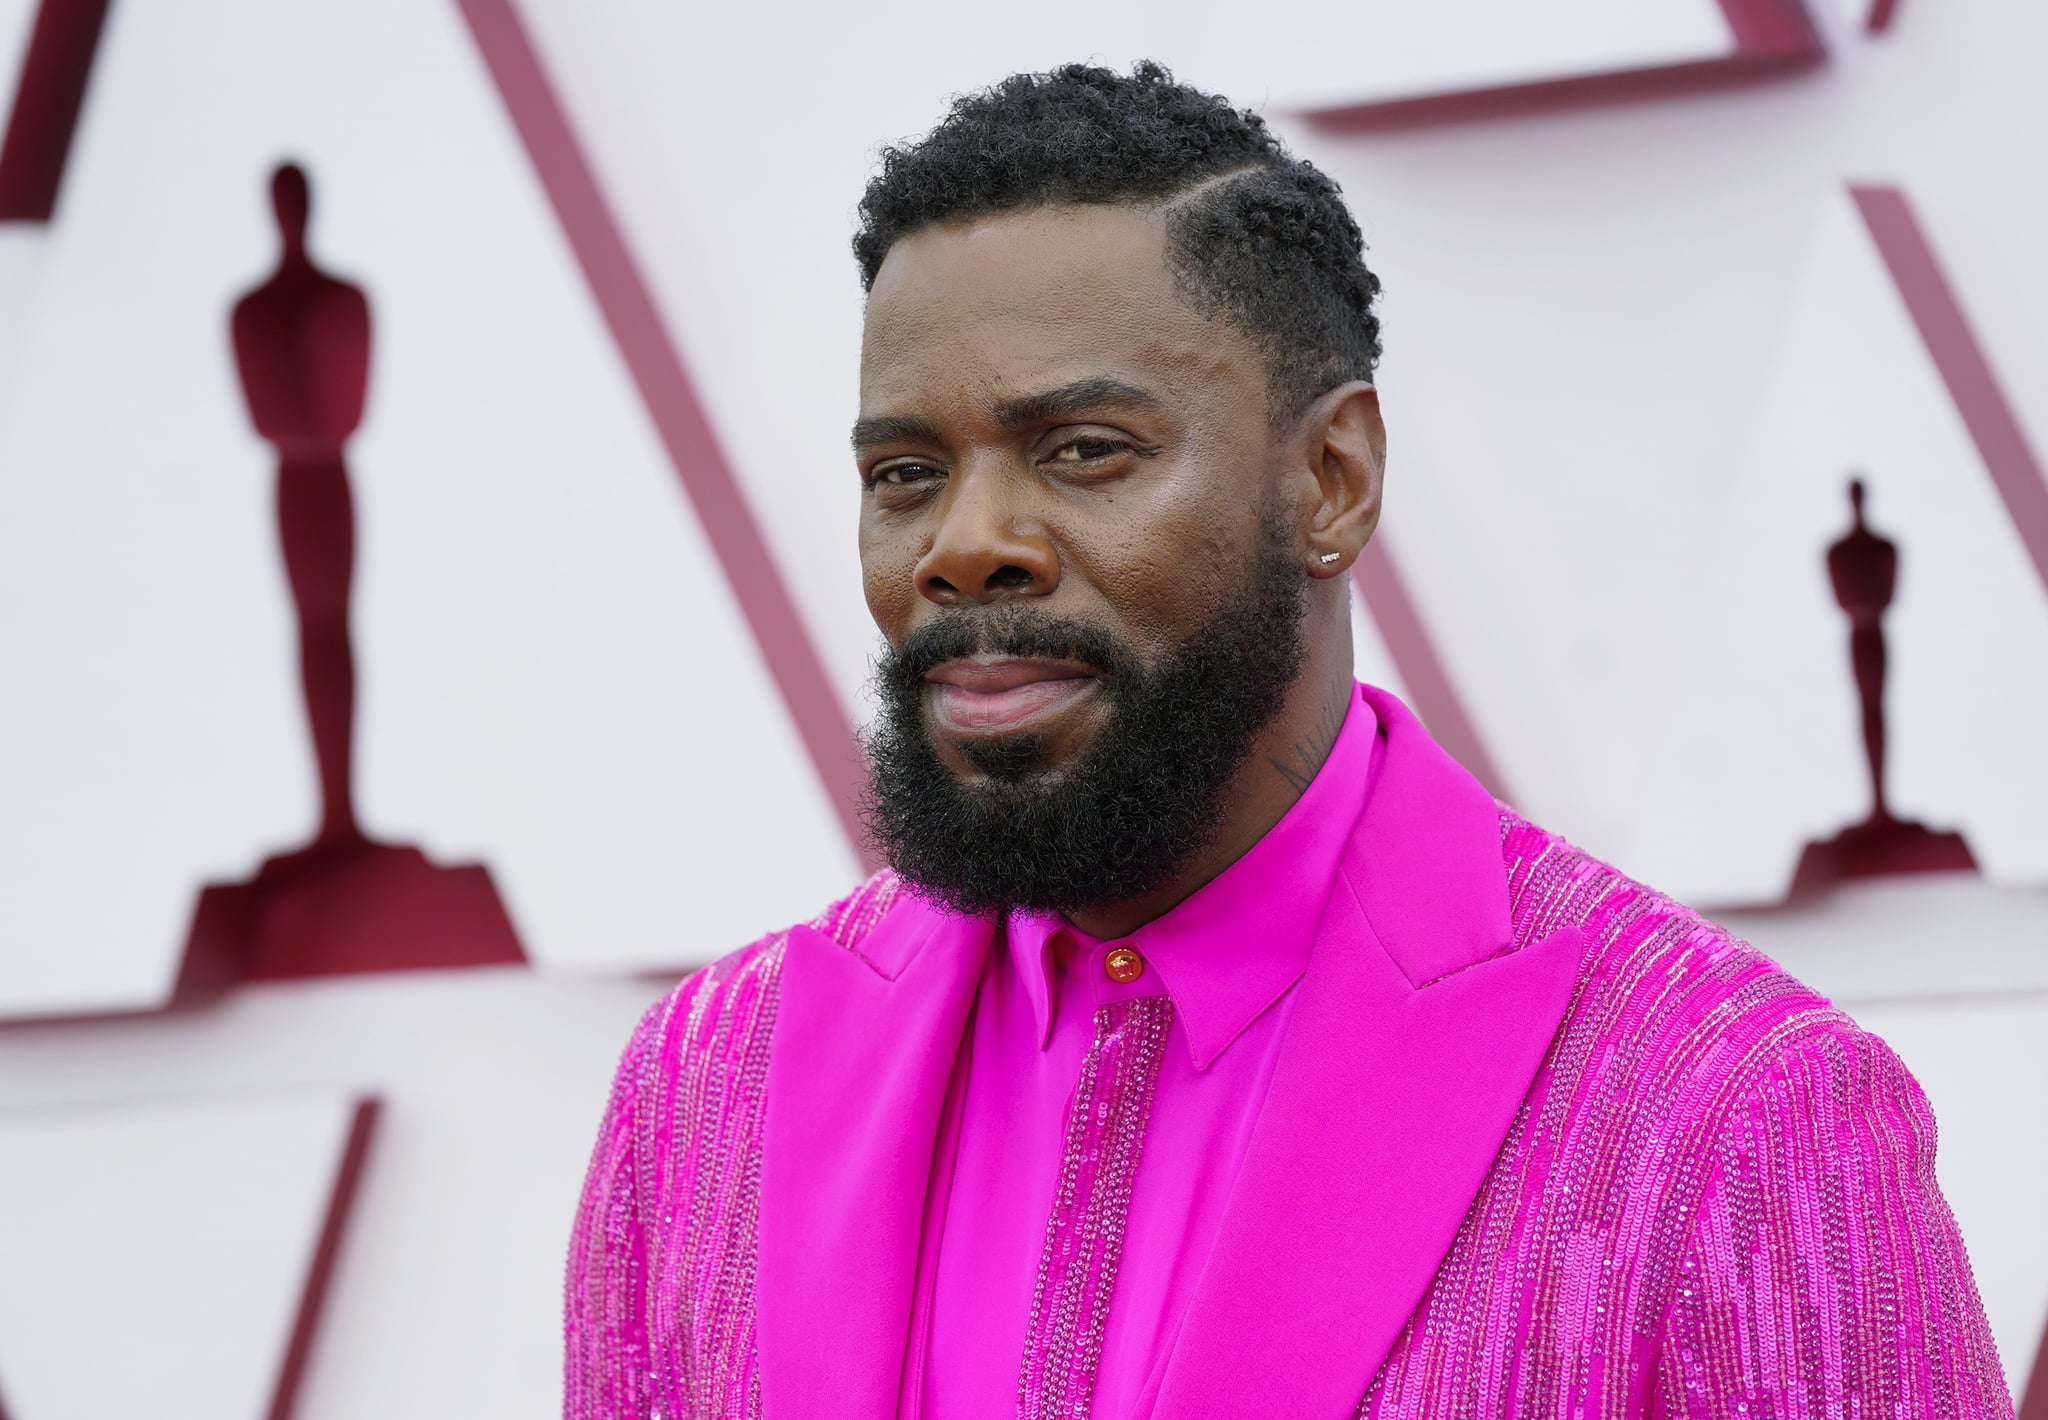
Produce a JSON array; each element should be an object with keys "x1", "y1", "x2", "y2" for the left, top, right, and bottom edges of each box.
[{"x1": 1318, "y1": 552, "x2": 1342, "y2": 565}]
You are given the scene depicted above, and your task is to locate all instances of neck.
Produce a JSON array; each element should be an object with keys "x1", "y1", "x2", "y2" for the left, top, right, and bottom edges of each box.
[{"x1": 1065, "y1": 605, "x2": 1356, "y2": 940}]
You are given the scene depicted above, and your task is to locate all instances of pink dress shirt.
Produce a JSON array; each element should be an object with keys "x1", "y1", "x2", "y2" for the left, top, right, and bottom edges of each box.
[{"x1": 911, "y1": 696, "x2": 1378, "y2": 1419}]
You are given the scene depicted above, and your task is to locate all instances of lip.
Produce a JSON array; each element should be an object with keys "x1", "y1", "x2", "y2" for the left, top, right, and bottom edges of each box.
[{"x1": 924, "y1": 656, "x2": 1102, "y2": 734}]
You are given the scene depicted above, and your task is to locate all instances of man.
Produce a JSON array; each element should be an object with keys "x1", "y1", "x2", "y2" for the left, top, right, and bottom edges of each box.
[{"x1": 566, "y1": 63, "x2": 2009, "y2": 1419}]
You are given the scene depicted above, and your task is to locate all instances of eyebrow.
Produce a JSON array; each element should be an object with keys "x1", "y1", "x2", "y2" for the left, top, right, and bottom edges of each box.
[
  {"x1": 849, "y1": 377, "x2": 1164, "y2": 452},
  {"x1": 849, "y1": 413, "x2": 943, "y2": 452},
  {"x1": 991, "y1": 377, "x2": 1163, "y2": 431}
]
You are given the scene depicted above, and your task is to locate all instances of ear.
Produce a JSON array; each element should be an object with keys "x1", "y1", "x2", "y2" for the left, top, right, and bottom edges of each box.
[{"x1": 1295, "y1": 382, "x2": 1384, "y2": 579}]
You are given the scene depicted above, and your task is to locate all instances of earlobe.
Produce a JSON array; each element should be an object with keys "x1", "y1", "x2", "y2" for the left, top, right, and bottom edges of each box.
[{"x1": 1303, "y1": 382, "x2": 1384, "y2": 578}]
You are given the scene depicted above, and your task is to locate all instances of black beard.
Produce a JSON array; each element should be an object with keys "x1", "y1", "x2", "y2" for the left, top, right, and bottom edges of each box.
[{"x1": 861, "y1": 528, "x2": 1309, "y2": 919}]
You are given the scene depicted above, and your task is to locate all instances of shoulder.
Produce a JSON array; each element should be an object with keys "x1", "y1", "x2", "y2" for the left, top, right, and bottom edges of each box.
[
  {"x1": 614, "y1": 870, "x2": 912, "y2": 1084},
  {"x1": 1535, "y1": 826, "x2": 2015, "y2": 1410},
  {"x1": 1497, "y1": 813, "x2": 1888, "y2": 1124}
]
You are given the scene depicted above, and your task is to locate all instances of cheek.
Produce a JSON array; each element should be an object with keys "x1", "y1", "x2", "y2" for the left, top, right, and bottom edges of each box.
[
  {"x1": 1074, "y1": 468, "x2": 1262, "y2": 648},
  {"x1": 859, "y1": 519, "x2": 922, "y2": 639}
]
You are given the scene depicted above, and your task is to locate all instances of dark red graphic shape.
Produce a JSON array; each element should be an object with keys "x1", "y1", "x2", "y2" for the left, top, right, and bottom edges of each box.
[
  {"x1": 1790, "y1": 478, "x2": 1975, "y2": 896},
  {"x1": 1866, "y1": 0, "x2": 1901, "y2": 34},
  {"x1": 236, "y1": 164, "x2": 369, "y2": 853},
  {"x1": 1851, "y1": 184, "x2": 2048, "y2": 605},
  {"x1": 1351, "y1": 535, "x2": 1512, "y2": 803},
  {"x1": 267, "y1": 1097, "x2": 379, "y2": 1420},
  {"x1": 2022, "y1": 1315, "x2": 2048, "y2": 1420},
  {"x1": 0, "y1": 0, "x2": 109, "y2": 221},
  {"x1": 1306, "y1": 0, "x2": 1822, "y2": 133},
  {"x1": 1831, "y1": 477, "x2": 1899, "y2": 819},
  {"x1": 452, "y1": 0, "x2": 875, "y2": 869},
  {"x1": 176, "y1": 164, "x2": 526, "y2": 996}
]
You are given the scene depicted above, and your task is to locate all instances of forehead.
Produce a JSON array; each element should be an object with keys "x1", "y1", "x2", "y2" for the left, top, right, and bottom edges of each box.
[{"x1": 859, "y1": 205, "x2": 1259, "y2": 414}]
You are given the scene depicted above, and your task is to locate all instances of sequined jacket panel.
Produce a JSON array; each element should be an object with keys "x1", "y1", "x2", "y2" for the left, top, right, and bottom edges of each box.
[{"x1": 564, "y1": 820, "x2": 2011, "y2": 1419}]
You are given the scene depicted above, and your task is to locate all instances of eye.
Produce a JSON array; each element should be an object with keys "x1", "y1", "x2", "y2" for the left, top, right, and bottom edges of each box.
[
  {"x1": 865, "y1": 460, "x2": 946, "y2": 490},
  {"x1": 1045, "y1": 436, "x2": 1133, "y2": 464}
]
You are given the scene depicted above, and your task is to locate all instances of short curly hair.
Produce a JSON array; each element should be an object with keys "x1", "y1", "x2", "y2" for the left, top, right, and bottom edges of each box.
[{"x1": 854, "y1": 61, "x2": 1383, "y2": 420}]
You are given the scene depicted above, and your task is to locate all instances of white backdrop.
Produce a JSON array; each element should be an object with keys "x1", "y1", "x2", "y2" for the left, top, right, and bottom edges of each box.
[
  {"x1": 1, "y1": 0, "x2": 2044, "y2": 1412},
  {"x1": 4, "y1": 0, "x2": 2045, "y2": 1001}
]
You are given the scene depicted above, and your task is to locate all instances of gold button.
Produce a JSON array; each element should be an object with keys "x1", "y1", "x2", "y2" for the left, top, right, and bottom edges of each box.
[{"x1": 1104, "y1": 946, "x2": 1145, "y2": 984}]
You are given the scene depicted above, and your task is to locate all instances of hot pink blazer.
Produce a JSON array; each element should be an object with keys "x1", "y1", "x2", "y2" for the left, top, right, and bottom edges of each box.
[{"x1": 564, "y1": 688, "x2": 2011, "y2": 1419}]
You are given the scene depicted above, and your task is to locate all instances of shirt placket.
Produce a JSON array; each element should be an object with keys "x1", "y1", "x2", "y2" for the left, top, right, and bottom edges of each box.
[{"x1": 1016, "y1": 940, "x2": 1174, "y2": 1420}]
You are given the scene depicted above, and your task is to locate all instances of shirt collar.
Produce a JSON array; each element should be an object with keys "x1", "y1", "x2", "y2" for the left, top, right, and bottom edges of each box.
[{"x1": 1006, "y1": 685, "x2": 1379, "y2": 1071}]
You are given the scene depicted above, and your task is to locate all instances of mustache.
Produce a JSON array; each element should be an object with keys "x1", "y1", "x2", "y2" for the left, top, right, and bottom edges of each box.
[{"x1": 877, "y1": 607, "x2": 1139, "y2": 693}]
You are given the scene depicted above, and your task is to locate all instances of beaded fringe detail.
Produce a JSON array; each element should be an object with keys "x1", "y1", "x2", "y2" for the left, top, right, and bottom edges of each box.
[
  {"x1": 563, "y1": 872, "x2": 902, "y2": 1420},
  {"x1": 1017, "y1": 996, "x2": 1176, "y2": 1420}
]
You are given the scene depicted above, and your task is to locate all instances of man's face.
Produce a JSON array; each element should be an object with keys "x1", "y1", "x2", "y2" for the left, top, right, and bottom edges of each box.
[
  {"x1": 857, "y1": 204, "x2": 1281, "y2": 774},
  {"x1": 854, "y1": 204, "x2": 1313, "y2": 916}
]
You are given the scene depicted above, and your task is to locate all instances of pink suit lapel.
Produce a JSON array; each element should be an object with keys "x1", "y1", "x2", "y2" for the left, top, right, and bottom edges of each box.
[
  {"x1": 757, "y1": 895, "x2": 991, "y2": 1420},
  {"x1": 1147, "y1": 689, "x2": 1585, "y2": 1419}
]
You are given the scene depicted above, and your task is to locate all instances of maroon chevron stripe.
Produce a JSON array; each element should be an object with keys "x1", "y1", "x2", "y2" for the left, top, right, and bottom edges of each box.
[
  {"x1": 2022, "y1": 1311, "x2": 2048, "y2": 1420},
  {"x1": 452, "y1": 0, "x2": 874, "y2": 867},
  {"x1": 1351, "y1": 534, "x2": 1511, "y2": 803},
  {"x1": 266, "y1": 1097, "x2": 380, "y2": 1420},
  {"x1": 1307, "y1": 0, "x2": 1823, "y2": 133},
  {"x1": 0, "y1": 0, "x2": 111, "y2": 220},
  {"x1": 1852, "y1": 184, "x2": 2048, "y2": 603}
]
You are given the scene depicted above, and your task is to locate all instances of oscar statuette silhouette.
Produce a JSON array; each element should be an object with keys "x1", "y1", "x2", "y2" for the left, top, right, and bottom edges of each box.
[
  {"x1": 176, "y1": 164, "x2": 524, "y2": 995},
  {"x1": 1788, "y1": 478, "x2": 1977, "y2": 897}
]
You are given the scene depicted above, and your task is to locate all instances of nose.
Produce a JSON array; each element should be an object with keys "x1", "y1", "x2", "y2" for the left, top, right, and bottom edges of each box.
[{"x1": 914, "y1": 468, "x2": 1057, "y2": 606}]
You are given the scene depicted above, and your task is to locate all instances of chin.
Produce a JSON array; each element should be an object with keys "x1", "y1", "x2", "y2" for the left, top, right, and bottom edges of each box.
[{"x1": 943, "y1": 728, "x2": 1063, "y2": 786}]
